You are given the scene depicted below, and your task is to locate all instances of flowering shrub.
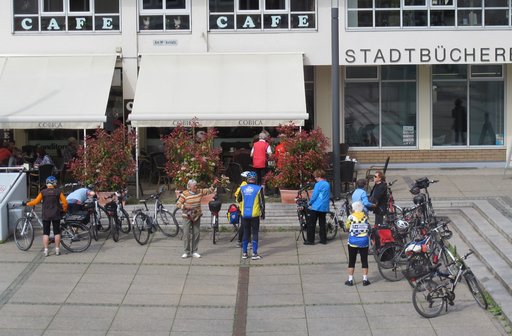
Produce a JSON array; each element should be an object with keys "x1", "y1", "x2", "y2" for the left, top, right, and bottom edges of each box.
[
  {"x1": 265, "y1": 124, "x2": 329, "y2": 189},
  {"x1": 68, "y1": 126, "x2": 136, "y2": 190},
  {"x1": 161, "y1": 123, "x2": 222, "y2": 190}
]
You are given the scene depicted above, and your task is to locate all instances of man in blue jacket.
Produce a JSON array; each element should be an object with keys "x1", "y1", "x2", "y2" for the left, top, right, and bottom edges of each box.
[
  {"x1": 236, "y1": 171, "x2": 265, "y2": 260},
  {"x1": 305, "y1": 169, "x2": 330, "y2": 245}
]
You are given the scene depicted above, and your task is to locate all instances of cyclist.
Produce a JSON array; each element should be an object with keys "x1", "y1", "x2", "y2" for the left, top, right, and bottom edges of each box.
[
  {"x1": 305, "y1": 169, "x2": 330, "y2": 245},
  {"x1": 236, "y1": 171, "x2": 265, "y2": 260},
  {"x1": 24, "y1": 176, "x2": 68, "y2": 257},
  {"x1": 66, "y1": 185, "x2": 95, "y2": 214},
  {"x1": 344, "y1": 201, "x2": 371, "y2": 286},
  {"x1": 352, "y1": 178, "x2": 374, "y2": 214},
  {"x1": 234, "y1": 171, "x2": 251, "y2": 247}
]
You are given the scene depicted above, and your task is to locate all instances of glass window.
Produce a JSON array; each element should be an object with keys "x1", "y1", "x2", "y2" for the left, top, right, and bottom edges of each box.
[
  {"x1": 376, "y1": 0, "x2": 401, "y2": 8},
  {"x1": 348, "y1": 0, "x2": 373, "y2": 9},
  {"x1": 239, "y1": 0, "x2": 259, "y2": 10},
  {"x1": 404, "y1": 0, "x2": 426, "y2": 5},
  {"x1": 265, "y1": 0, "x2": 286, "y2": 10},
  {"x1": 43, "y1": 0, "x2": 64, "y2": 12},
  {"x1": 432, "y1": 64, "x2": 467, "y2": 80},
  {"x1": 13, "y1": 0, "x2": 38, "y2": 14},
  {"x1": 485, "y1": 9, "x2": 508, "y2": 25},
  {"x1": 69, "y1": 0, "x2": 90, "y2": 12},
  {"x1": 347, "y1": 11, "x2": 373, "y2": 27},
  {"x1": 432, "y1": 65, "x2": 504, "y2": 146},
  {"x1": 485, "y1": 0, "x2": 508, "y2": 6},
  {"x1": 376, "y1": 10, "x2": 400, "y2": 26},
  {"x1": 458, "y1": 10, "x2": 482, "y2": 25},
  {"x1": 166, "y1": 0, "x2": 186, "y2": 9},
  {"x1": 457, "y1": 0, "x2": 482, "y2": 6},
  {"x1": 469, "y1": 81, "x2": 503, "y2": 145},
  {"x1": 345, "y1": 66, "x2": 417, "y2": 148},
  {"x1": 346, "y1": 66, "x2": 378, "y2": 79},
  {"x1": 210, "y1": 0, "x2": 234, "y2": 12},
  {"x1": 143, "y1": 0, "x2": 163, "y2": 9},
  {"x1": 430, "y1": 10, "x2": 455, "y2": 25},
  {"x1": 291, "y1": 0, "x2": 315, "y2": 11},
  {"x1": 95, "y1": 0, "x2": 119, "y2": 13},
  {"x1": 140, "y1": 15, "x2": 163, "y2": 29},
  {"x1": 403, "y1": 10, "x2": 428, "y2": 26}
]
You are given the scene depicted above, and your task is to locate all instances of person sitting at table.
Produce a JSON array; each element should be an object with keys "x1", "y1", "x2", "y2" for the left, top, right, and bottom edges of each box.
[
  {"x1": 34, "y1": 147, "x2": 54, "y2": 168},
  {"x1": 8, "y1": 147, "x2": 24, "y2": 167}
]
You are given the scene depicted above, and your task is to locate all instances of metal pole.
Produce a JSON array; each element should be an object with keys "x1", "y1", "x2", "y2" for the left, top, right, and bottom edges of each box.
[
  {"x1": 135, "y1": 127, "x2": 140, "y2": 199},
  {"x1": 331, "y1": 1, "x2": 341, "y2": 199}
]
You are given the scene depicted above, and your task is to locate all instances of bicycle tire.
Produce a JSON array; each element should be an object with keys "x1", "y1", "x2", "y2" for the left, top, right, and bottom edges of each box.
[
  {"x1": 90, "y1": 220, "x2": 98, "y2": 241},
  {"x1": 464, "y1": 272, "x2": 488, "y2": 310},
  {"x1": 325, "y1": 212, "x2": 338, "y2": 241},
  {"x1": 297, "y1": 212, "x2": 307, "y2": 242},
  {"x1": 157, "y1": 209, "x2": 179, "y2": 237},
  {"x1": 14, "y1": 217, "x2": 34, "y2": 251},
  {"x1": 118, "y1": 208, "x2": 131, "y2": 233},
  {"x1": 377, "y1": 245, "x2": 407, "y2": 282},
  {"x1": 133, "y1": 212, "x2": 150, "y2": 245},
  {"x1": 111, "y1": 216, "x2": 120, "y2": 242},
  {"x1": 95, "y1": 206, "x2": 110, "y2": 232},
  {"x1": 60, "y1": 223, "x2": 91, "y2": 253},
  {"x1": 412, "y1": 277, "x2": 445, "y2": 318},
  {"x1": 212, "y1": 216, "x2": 219, "y2": 244}
]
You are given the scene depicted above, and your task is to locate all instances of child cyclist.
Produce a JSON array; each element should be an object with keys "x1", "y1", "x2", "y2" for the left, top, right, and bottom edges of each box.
[{"x1": 24, "y1": 176, "x2": 68, "y2": 256}]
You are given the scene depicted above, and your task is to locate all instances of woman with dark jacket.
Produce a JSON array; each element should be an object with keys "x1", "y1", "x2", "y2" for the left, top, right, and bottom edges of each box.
[{"x1": 369, "y1": 170, "x2": 387, "y2": 227}]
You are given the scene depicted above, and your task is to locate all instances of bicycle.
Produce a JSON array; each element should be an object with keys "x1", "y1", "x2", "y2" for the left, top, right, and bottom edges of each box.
[
  {"x1": 132, "y1": 191, "x2": 179, "y2": 245},
  {"x1": 14, "y1": 205, "x2": 92, "y2": 253},
  {"x1": 82, "y1": 195, "x2": 110, "y2": 241},
  {"x1": 325, "y1": 192, "x2": 351, "y2": 240},
  {"x1": 295, "y1": 184, "x2": 311, "y2": 242},
  {"x1": 412, "y1": 250, "x2": 488, "y2": 318},
  {"x1": 104, "y1": 190, "x2": 131, "y2": 242}
]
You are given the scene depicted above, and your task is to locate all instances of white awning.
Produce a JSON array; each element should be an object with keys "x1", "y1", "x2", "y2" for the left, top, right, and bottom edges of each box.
[
  {"x1": 0, "y1": 55, "x2": 116, "y2": 129},
  {"x1": 129, "y1": 53, "x2": 308, "y2": 127}
]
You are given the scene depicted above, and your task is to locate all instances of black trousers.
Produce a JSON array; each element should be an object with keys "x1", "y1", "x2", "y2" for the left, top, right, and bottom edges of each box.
[{"x1": 307, "y1": 210, "x2": 326, "y2": 244}]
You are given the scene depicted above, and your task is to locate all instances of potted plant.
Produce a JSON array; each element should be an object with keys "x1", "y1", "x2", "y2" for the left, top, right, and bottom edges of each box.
[
  {"x1": 161, "y1": 123, "x2": 222, "y2": 202},
  {"x1": 68, "y1": 126, "x2": 136, "y2": 203},
  {"x1": 265, "y1": 124, "x2": 329, "y2": 203}
]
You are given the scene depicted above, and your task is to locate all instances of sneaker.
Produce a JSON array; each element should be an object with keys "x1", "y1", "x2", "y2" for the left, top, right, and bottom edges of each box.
[
  {"x1": 55, "y1": 248, "x2": 60, "y2": 256},
  {"x1": 43, "y1": 249, "x2": 49, "y2": 257},
  {"x1": 344, "y1": 280, "x2": 354, "y2": 286},
  {"x1": 181, "y1": 253, "x2": 190, "y2": 258},
  {"x1": 242, "y1": 253, "x2": 248, "y2": 259},
  {"x1": 251, "y1": 254, "x2": 261, "y2": 260},
  {"x1": 362, "y1": 279, "x2": 371, "y2": 286},
  {"x1": 192, "y1": 252, "x2": 201, "y2": 258}
]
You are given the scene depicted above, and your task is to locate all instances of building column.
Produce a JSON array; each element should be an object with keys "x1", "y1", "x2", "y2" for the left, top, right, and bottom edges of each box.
[{"x1": 417, "y1": 65, "x2": 431, "y2": 150}]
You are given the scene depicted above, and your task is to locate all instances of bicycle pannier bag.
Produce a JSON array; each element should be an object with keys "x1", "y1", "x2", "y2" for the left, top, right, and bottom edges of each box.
[
  {"x1": 226, "y1": 203, "x2": 240, "y2": 224},
  {"x1": 377, "y1": 228, "x2": 395, "y2": 245}
]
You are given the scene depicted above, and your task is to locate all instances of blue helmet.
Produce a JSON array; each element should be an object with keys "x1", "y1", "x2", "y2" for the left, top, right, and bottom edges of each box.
[
  {"x1": 247, "y1": 171, "x2": 257, "y2": 182},
  {"x1": 46, "y1": 176, "x2": 57, "y2": 186}
]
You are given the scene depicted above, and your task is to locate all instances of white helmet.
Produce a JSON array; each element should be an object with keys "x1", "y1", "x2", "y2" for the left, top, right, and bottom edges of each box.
[
  {"x1": 395, "y1": 220, "x2": 409, "y2": 232},
  {"x1": 241, "y1": 171, "x2": 250, "y2": 178}
]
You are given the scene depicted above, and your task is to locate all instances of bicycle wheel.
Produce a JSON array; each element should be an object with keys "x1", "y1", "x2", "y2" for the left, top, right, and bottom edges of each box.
[
  {"x1": 325, "y1": 212, "x2": 338, "y2": 241},
  {"x1": 212, "y1": 216, "x2": 219, "y2": 244},
  {"x1": 94, "y1": 206, "x2": 110, "y2": 232},
  {"x1": 14, "y1": 217, "x2": 34, "y2": 251},
  {"x1": 412, "y1": 277, "x2": 445, "y2": 318},
  {"x1": 157, "y1": 209, "x2": 179, "y2": 237},
  {"x1": 111, "y1": 216, "x2": 120, "y2": 242},
  {"x1": 464, "y1": 272, "x2": 488, "y2": 309},
  {"x1": 297, "y1": 212, "x2": 307, "y2": 242},
  {"x1": 118, "y1": 208, "x2": 131, "y2": 234},
  {"x1": 378, "y1": 245, "x2": 407, "y2": 282},
  {"x1": 90, "y1": 219, "x2": 98, "y2": 241},
  {"x1": 132, "y1": 212, "x2": 150, "y2": 245},
  {"x1": 60, "y1": 223, "x2": 91, "y2": 252}
]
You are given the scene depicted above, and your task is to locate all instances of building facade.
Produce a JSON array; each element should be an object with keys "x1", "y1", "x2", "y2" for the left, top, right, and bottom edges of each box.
[{"x1": 1, "y1": 0, "x2": 511, "y2": 164}]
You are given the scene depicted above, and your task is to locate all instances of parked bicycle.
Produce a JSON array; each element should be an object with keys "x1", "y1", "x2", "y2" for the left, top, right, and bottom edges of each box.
[
  {"x1": 132, "y1": 191, "x2": 179, "y2": 245},
  {"x1": 104, "y1": 190, "x2": 131, "y2": 242},
  {"x1": 295, "y1": 184, "x2": 311, "y2": 242},
  {"x1": 325, "y1": 192, "x2": 351, "y2": 240},
  {"x1": 14, "y1": 205, "x2": 92, "y2": 253},
  {"x1": 82, "y1": 195, "x2": 110, "y2": 241},
  {"x1": 412, "y1": 250, "x2": 488, "y2": 318}
]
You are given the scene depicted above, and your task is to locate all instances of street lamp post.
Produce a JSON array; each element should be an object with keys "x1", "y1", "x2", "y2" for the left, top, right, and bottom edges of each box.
[{"x1": 331, "y1": 0, "x2": 341, "y2": 199}]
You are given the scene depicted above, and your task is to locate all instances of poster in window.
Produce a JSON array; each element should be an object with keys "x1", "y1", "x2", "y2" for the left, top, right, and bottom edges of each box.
[{"x1": 403, "y1": 126, "x2": 415, "y2": 145}]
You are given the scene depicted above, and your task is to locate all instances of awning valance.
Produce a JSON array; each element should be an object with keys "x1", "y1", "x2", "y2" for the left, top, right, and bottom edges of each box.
[
  {"x1": 0, "y1": 54, "x2": 116, "y2": 129},
  {"x1": 129, "y1": 53, "x2": 308, "y2": 127}
]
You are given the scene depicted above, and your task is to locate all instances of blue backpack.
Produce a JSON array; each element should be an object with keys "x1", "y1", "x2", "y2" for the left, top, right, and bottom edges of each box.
[{"x1": 227, "y1": 203, "x2": 240, "y2": 224}]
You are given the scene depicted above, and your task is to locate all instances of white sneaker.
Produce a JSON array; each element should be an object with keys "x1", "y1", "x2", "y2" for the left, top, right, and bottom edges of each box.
[
  {"x1": 242, "y1": 253, "x2": 248, "y2": 259},
  {"x1": 251, "y1": 254, "x2": 261, "y2": 260},
  {"x1": 192, "y1": 252, "x2": 201, "y2": 258},
  {"x1": 55, "y1": 248, "x2": 60, "y2": 256},
  {"x1": 181, "y1": 253, "x2": 190, "y2": 258},
  {"x1": 43, "y1": 249, "x2": 49, "y2": 257}
]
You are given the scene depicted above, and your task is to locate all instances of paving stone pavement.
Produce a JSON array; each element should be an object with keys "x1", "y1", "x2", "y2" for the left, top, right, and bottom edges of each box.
[{"x1": 0, "y1": 167, "x2": 511, "y2": 335}]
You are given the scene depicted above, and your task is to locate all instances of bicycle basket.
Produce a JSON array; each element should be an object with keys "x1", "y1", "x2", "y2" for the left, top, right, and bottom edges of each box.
[
  {"x1": 414, "y1": 177, "x2": 430, "y2": 189},
  {"x1": 208, "y1": 199, "x2": 222, "y2": 213},
  {"x1": 403, "y1": 256, "x2": 431, "y2": 280},
  {"x1": 104, "y1": 201, "x2": 117, "y2": 212},
  {"x1": 64, "y1": 211, "x2": 89, "y2": 224}
]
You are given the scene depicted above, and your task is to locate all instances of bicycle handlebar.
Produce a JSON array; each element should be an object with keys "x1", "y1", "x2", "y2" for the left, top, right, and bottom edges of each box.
[{"x1": 388, "y1": 179, "x2": 398, "y2": 187}]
